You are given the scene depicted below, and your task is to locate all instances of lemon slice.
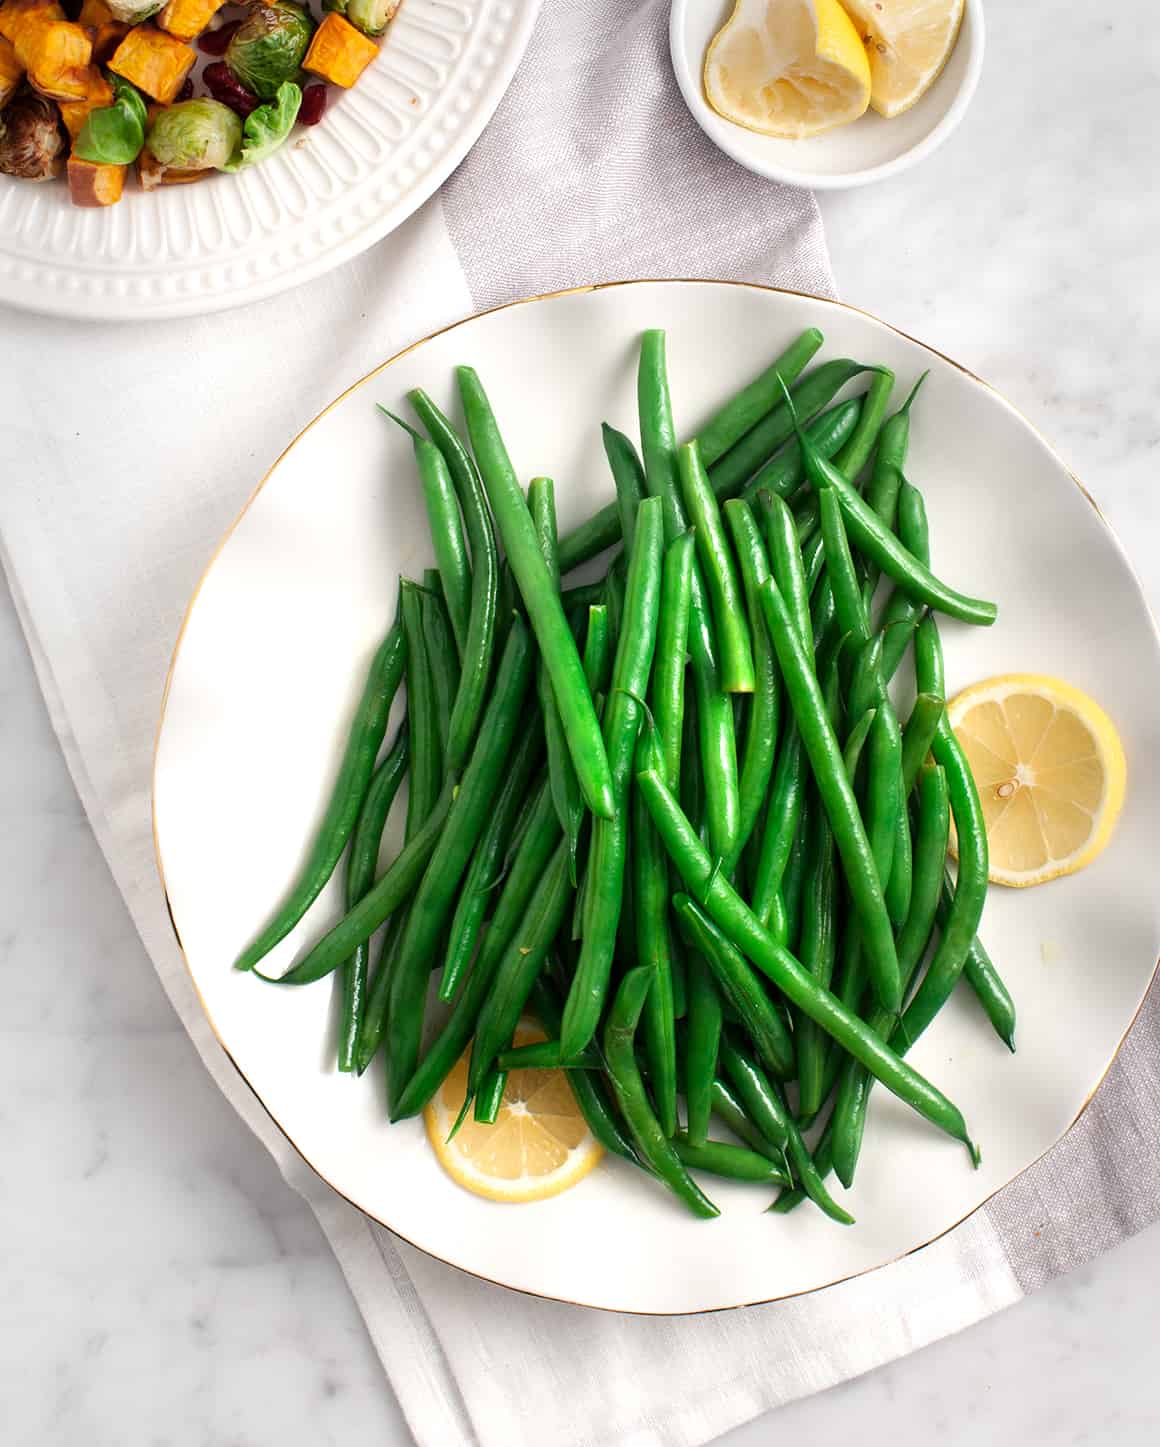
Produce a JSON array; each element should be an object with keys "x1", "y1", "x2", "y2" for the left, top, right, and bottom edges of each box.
[
  {"x1": 947, "y1": 674, "x2": 1126, "y2": 888},
  {"x1": 704, "y1": 0, "x2": 871, "y2": 140},
  {"x1": 840, "y1": 0, "x2": 965, "y2": 118},
  {"x1": 424, "y1": 1020, "x2": 604, "y2": 1203}
]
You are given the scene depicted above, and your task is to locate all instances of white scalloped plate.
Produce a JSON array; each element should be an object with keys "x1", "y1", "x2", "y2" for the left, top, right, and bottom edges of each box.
[
  {"x1": 154, "y1": 281, "x2": 1160, "y2": 1314},
  {"x1": 0, "y1": 0, "x2": 539, "y2": 321}
]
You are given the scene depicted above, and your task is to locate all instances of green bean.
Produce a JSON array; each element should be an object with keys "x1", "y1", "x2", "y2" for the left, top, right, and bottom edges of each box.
[
  {"x1": 741, "y1": 398, "x2": 864, "y2": 506},
  {"x1": 833, "y1": 367, "x2": 894, "y2": 480},
  {"x1": 496, "y1": 1040, "x2": 602, "y2": 1070},
  {"x1": 723, "y1": 500, "x2": 781, "y2": 861},
  {"x1": 602, "y1": 423, "x2": 647, "y2": 558},
  {"x1": 679, "y1": 441, "x2": 757, "y2": 694},
  {"x1": 391, "y1": 778, "x2": 562, "y2": 1120},
  {"x1": 419, "y1": 582, "x2": 458, "y2": 766},
  {"x1": 779, "y1": 797, "x2": 809, "y2": 949},
  {"x1": 236, "y1": 611, "x2": 406, "y2": 973},
  {"x1": 581, "y1": 603, "x2": 613, "y2": 695},
  {"x1": 759, "y1": 578, "x2": 902, "y2": 1014},
  {"x1": 843, "y1": 707, "x2": 876, "y2": 776},
  {"x1": 945, "y1": 880, "x2": 1017, "y2": 1052},
  {"x1": 529, "y1": 476, "x2": 585, "y2": 885},
  {"x1": 866, "y1": 708, "x2": 904, "y2": 911},
  {"x1": 710, "y1": 1076, "x2": 776, "y2": 1156},
  {"x1": 336, "y1": 724, "x2": 409, "y2": 1072},
  {"x1": 437, "y1": 726, "x2": 543, "y2": 1002},
  {"x1": 634, "y1": 733, "x2": 976, "y2": 1157},
  {"x1": 466, "y1": 840, "x2": 573, "y2": 1101},
  {"x1": 672, "y1": 1134, "x2": 792, "y2": 1186},
  {"x1": 709, "y1": 360, "x2": 878, "y2": 500},
  {"x1": 789, "y1": 406, "x2": 997, "y2": 627},
  {"x1": 636, "y1": 534, "x2": 686, "y2": 1122},
  {"x1": 892, "y1": 615, "x2": 989, "y2": 1049},
  {"x1": 257, "y1": 777, "x2": 453, "y2": 990},
  {"x1": 407, "y1": 390, "x2": 499, "y2": 773},
  {"x1": 653, "y1": 533, "x2": 696, "y2": 790},
  {"x1": 411, "y1": 428, "x2": 471, "y2": 658},
  {"x1": 770, "y1": 1122, "x2": 835, "y2": 1214},
  {"x1": 400, "y1": 580, "x2": 443, "y2": 838},
  {"x1": 636, "y1": 786, "x2": 678, "y2": 1136},
  {"x1": 861, "y1": 372, "x2": 926, "y2": 591},
  {"x1": 877, "y1": 477, "x2": 930, "y2": 682},
  {"x1": 527, "y1": 977, "x2": 640, "y2": 1163},
  {"x1": 846, "y1": 636, "x2": 885, "y2": 724},
  {"x1": 819, "y1": 483, "x2": 870, "y2": 649},
  {"x1": 901, "y1": 692, "x2": 945, "y2": 794},
  {"x1": 795, "y1": 797, "x2": 838, "y2": 1119},
  {"x1": 675, "y1": 894, "x2": 795, "y2": 1080},
  {"x1": 560, "y1": 497, "x2": 665, "y2": 1057},
  {"x1": 885, "y1": 787, "x2": 914, "y2": 930},
  {"x1": 684, "y1": 948, "x2": 724, "y2": 1147},
  {"x1": 473, "y1": 1064, "x2": 508, "y2": 1125},
  {"x1": 758, "y1": 490, "x2": 814, "y2": 651},
  {"x1": 605, "y1": 967, "x2": 720, "y2": 1218},
  {"x1": 458, "y1": 366, "x2": 614, "y2": 817},
  {"x1": 718, "y1": 1035, "x2": 853, "y2": 1224},
  {"x1": 830, "y1": 761, "x2": 950, "y2": 1187},
  {"x1": 353, "y1": 905, "x2": 409, "y2": 1074},
  {"x1": 638, "y1": 330, "x2": 741, "y2": 863},
  {"x1": 693, "y1": 328, "x2": 824, "y2": 466},
  {"x1": 383, "y1": 619, "x2": 536, "y2": 1108}
]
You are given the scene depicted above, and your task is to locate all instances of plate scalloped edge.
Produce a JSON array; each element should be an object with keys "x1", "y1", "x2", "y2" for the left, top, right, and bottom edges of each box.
[{"x1": 0, "y1": 0, "x2": 541, "y2": 322}]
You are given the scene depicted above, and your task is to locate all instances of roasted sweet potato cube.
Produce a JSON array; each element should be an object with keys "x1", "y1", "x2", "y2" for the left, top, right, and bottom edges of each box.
[
  {"x1": 56, "y1": 65, "x2": 113, "y2": 140},
  {"x1": 18, "y1": 19, "x2": 93, "y2": 102},
  {"x1": 0, "y1": 35, "x2": 22, "y2": 109},
  {"x1": 77, "y1": 0, "x2": 129, "y2": 64},
  {"x1": 67, "y1": 152, "x2": 125, "y2": 205},
  {"x1": 303, "y1": 13, "x2": 378, "y2": 89},
  {"x1": 0, "y1": 0, "x2": 64, "y2": 46},
  {"x1": 157, "y1": 0, "x2": 224, "y2": 43},
  {"x1": 109, "y1": 24, "x2": 194, "y2": 104}
]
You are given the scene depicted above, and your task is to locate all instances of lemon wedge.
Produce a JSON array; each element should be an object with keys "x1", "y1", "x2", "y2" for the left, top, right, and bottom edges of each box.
[
  {"x1": 704, "y1": 0, "x2": 871, "y2": 140},
  {"x1": 424, "y1": 1020, "x2": 604, "y2": 1203},
  {"x1": 947, "y1": 674, "x2": 1126, "y2": 888},
  {"x1": 840, "y1": 0, "x2": 965, "y2": 118}
]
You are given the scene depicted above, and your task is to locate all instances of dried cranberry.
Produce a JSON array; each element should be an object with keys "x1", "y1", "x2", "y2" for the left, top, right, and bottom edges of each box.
[
  {"x1": 197, "y1": 20, "x2": 242, "y2": 56},
  {"x1": 203, "y1": 61, "x2": 260, "y2": 119},
  {"x1": 299, "y1": 85, "x2": 328, "y2": 127},
  {"x1": 175, "y1": 77, "x2": 194, "y2": 102}
]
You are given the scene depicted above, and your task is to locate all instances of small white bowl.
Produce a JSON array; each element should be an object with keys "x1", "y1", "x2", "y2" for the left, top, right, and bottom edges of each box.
[{"x1": 670, "y1": 0, "x2": 985, "y2": 190}]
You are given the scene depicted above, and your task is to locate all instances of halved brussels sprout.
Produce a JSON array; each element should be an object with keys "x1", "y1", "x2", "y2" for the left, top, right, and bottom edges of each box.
[
  {"x1": 323, "y1": 0, "x2": 397, "y2": 39},
  {"x1": 147, "y1": 97, "x2": 242, "y2": 171},
  {"x1": 0, "y1": 88, "x2": 66, "y2": 181},
  {"x1": 226, "y1": 2, "x2": 315, "y2": 101},
  {"x1": 105, "y1": 0, "x2": 164, "y2": 22}
]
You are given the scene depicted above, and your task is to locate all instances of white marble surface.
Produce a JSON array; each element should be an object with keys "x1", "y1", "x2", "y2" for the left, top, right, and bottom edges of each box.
[{"x1": 3, "y1": 2, "x2": 1159, "y2": 1443}]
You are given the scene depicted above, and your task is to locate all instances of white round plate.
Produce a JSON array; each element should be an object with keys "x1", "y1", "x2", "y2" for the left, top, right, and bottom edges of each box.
[
  {"x1": 670, "y1": 0, "x2": 984, "y2": 190},
  {"x1": 0, "y1": 0, "x2": 539, "y2": 321},
  {"x1": 154, "y1": 279, "x2": 1160, "y2": 1314}
]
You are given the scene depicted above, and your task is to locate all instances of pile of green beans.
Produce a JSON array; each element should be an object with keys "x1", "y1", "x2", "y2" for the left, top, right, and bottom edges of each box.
[{"x1": 237, "y1": 325, "x2": 1015, "y2": 1224}]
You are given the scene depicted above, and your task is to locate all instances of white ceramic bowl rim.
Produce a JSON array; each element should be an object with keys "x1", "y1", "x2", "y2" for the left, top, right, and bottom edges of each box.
[{"x1": 669, "y1": 0, "x2": 986, "y2": 190}]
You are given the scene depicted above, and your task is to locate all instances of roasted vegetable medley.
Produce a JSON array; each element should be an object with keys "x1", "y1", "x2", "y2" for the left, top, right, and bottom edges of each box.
[{"x1": 0, "y1": 0, "x2": 400, "y2": 205}]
